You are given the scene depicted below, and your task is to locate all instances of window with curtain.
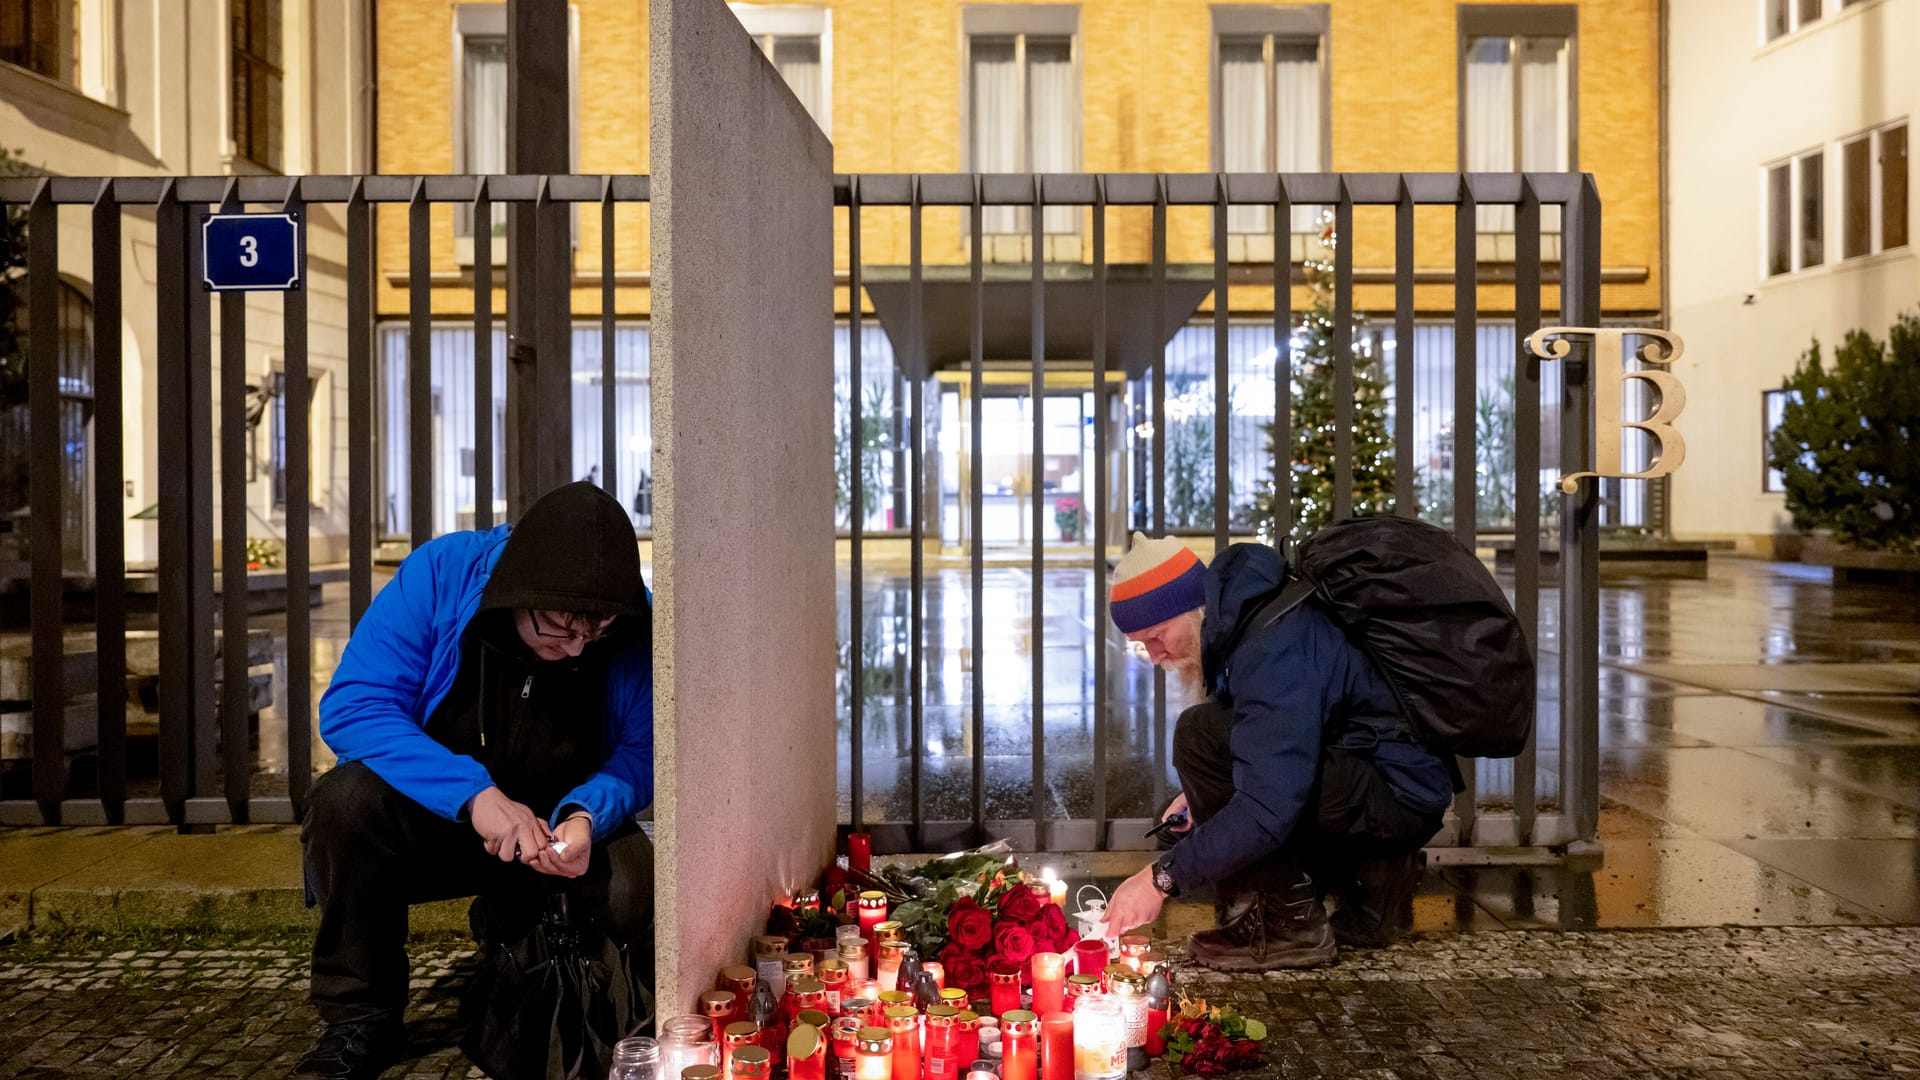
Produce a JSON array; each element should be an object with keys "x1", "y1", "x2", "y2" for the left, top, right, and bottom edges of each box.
[
  {"x1": 1216, "y1": 34, "x2": 1324, "y2": 237},
  {"x1": 1843, "y1": 121, "x2": 1909, "y2": 260},
  {"x1": 0, "y1": 0, "x2": 66, "y2": 82},
  {"x1": 968, "y1": 32, "x2": 1080, "y2": 237},
  {"x1": 731, "y1": 5, "x2": 832, "y2": 135},
  {"x1": 1764, "y1": 148, "x2": 1824, "y2": 276},
  {"x1": 1463, "y1": 33, "x2": 1569, "y2": 252},
  {"x1": 230, "y1": 0, "x2": 284, "y2": 171},
  {"x1": 456, "y1": 33, "x2": 507, "y2": 241}
]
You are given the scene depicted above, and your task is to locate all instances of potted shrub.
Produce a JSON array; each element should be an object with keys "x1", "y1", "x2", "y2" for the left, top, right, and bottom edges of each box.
[{"x1": 1053, "y1": 495, "x2": 1085, "y2": 543}]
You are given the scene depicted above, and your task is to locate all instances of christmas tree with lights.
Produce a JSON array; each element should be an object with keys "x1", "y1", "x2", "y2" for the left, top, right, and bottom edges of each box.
[{"x1": 1246, "y1": 212, "x2": 1397, "y2": 543}]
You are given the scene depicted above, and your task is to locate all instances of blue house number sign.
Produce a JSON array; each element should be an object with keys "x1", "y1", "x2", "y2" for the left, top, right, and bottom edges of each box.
[{"x1": 202, "y1": 212, "x2": 301, "y2": 292}]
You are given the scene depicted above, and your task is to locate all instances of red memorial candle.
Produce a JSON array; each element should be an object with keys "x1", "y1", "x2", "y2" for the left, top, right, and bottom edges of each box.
[
  {"x1": 723, "y1": 1022, "x2": 760, "y2": 1078},
  {"x1": 1063, "y1": 975, "x2": 1102, "y2": 1014},
  {"x1": 722, "y1": 967, "x2": 759, "y2": 1006},
  {"x1": 857, "y1": 891, "x2": 889, "y2": 937},
  {"x1": 921, "y1": 961, "x2": 946, "y2": 992},
  {"x1": 731, "y1": 1046, "x2": 772, "y2": 1080},
  {"x1": 923, "y1": 1006, "x2": 963, "y2": 1080},
  {"x1": 702, "y1": 990, "x2": 740, "y2": 1043},
  {"x1": 788, "y1": 1023, "x2": 828, "y2": 1080},
  {"x1": 883, "y1": 1006, "x2": 920, "y2": 1080},
  {"x1": 848, "y1": 833, "x2": 873, "y2": 874},
  {"x1": 1039, "y1": 1012, "x2": 1073, "y2": 1080},
  {"x1": 1071, "y1": 939, "x2": 1108, "y2": 979},
  {"x1": 830, "y1": 1017, "x2": 864, "y2": 1080},
  {"x1": 987, "y1": 959, "x2": 1022, "y2": 1018},
  {"x1": 954, "y1": 1011, "x2": 981, "y2": 1067},
  {"x1": 854, "y1": 1027, "x2": 893, "y2": 1080},
  {"x1": 1000, "y1": 1011, "x2": 1039, "y2": 1080},
  {"x1": 1144, "y1": 1002, "x2": 1169, "y2": 1057},
  {"x1": 1029, "y1": 952, "x2": 1066, "y2": 1016}
]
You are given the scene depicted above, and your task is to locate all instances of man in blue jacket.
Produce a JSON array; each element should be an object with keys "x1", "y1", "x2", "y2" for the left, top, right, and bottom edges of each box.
[
  {"x1": 293, "y1": 482, "x2": 654, "y2": 1079},
  {"x1": 1102, "y1": 535, "x2": 1451, "y2": 971}
]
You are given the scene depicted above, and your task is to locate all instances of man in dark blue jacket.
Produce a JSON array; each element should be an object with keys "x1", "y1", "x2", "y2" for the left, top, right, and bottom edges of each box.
[
  {"x1": 293, "y1": 482, "x2": 654, "y2": 1079},
  {"x1": 1102, "y1": 535, "x2": 1450, "y2": 971}
]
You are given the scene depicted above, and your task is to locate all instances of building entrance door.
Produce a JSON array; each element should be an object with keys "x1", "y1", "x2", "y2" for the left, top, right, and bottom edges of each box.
[{"x1": 936, "y1": 371, "x2": 1120, "y2": 554}]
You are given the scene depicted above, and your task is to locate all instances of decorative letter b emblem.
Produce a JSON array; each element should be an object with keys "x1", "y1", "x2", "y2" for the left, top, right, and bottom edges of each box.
[{"x1": 1524, "y1": 327, "x2": 1687, "y2": 495}]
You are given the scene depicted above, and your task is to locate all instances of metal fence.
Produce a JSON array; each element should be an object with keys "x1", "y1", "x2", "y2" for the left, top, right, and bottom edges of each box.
[
  {"x1": 840, "y1": 172, "x2": 1601, "y2": 854},
  {"x1": 0, "y1": 173, "x2": 648, "y2": 826}
]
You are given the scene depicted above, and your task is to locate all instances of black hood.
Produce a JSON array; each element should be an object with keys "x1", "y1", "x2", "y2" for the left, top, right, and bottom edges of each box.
[
  {"x1": 480, "y1": 481, "x2": 651, "y2": 620},
  {"x1": 1200, "y1": 542, "x2": 1292, "y2": 688}
]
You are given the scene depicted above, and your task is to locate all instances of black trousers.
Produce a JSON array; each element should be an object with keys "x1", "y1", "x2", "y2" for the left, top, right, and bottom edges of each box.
[
  {"x1": 302, "y1": 761, "x2": 654, "y2": 1025},
  {"x1": 1171, "y1": 700, "x2": 1441, "y2": 897}
]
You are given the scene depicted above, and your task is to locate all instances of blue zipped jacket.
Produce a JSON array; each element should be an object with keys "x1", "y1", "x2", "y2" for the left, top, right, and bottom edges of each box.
[
  {"x1": 1160, "y1": 543, "x2": 1452, "y2": 891},
  {"x1": 317, "y1": 523, "x2": 654, "y2": 840}
]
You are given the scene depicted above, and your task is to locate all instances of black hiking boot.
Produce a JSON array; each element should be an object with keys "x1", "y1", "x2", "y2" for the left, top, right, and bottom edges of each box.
[
  {"x1": 1330, "y1": 850, "x2": 1424, "y2": 949},
  {"x1": 289, "y1": 1018, "x2": 406, "y2": 1080},
  {"x1": 1187, "y1": 878, "x2": 1335, "y2": 972}
]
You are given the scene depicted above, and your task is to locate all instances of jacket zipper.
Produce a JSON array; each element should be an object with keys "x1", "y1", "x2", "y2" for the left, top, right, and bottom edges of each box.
[{"x1": 522, "y1": 675, "x2": 533, "y2": 700}]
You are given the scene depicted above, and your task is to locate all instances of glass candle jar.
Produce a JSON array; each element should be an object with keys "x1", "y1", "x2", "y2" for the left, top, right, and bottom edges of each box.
[
  {"x1": 798, "y1": 1010, "x2": 834, "y2": 1034},
  {"x1": 1136, "y1": 951, "x2": 1166, "y2": 977},
  {"x1": 999, "y1": 1011, "x2": 1039, "y2": 1080},
  {"x1": 786, "y1": 954, "x2": 817, "y2": 984},
  {"x1": 1070, "y1": 940, "x2": 1108, "y2": 979},
  {"x1": 730, "y1": 1046, "x2": 772, "y2": 1080},
  {"x1": 752, "y1": 936, "x2": 789, "y2": 962},
  {"x1": 723, "y1": 1021, "x2": 761, "y2": 1077},
  {"x1": 921, "y1": 961, "x2": 946, "y2": 992},
  {"x1": 684, "y1": 1066, "x2": 722, "y2": 1080},
  {"x1": 820, "y1": 959, "x2": 850, "y2": 1011},
  {"x1": 1038, "y1": 1013, "x2": 1072, "y2": 1080},
  {"x1": 787, "y1": 977, "x2": 828, "y2": 1023},
  {"x1": 954, "y1": 1011, "x2": 982, "y2": 1067},
  {"x1": 876, "y1": 941, "x2": 910, "y2": 993},
  {"x1": 966, "y1": 1062, "x2": 999, "y2": 1080},
  {"x1": 855, "y1": 980, "x2": 882, "y2": 1004},
  {"x1": 788, "y1": 1022, "x2": 828, "y2": 1080},
  {"x1": 1106, "y1": 971, "x2": 1148, "y2": 1051},
  {"x1": 872, "y1": 921, "x2": 906, "y2": 944},
  {"x1": 830, "y1": 1017, "x2": 865, "y2": 1080},
  {"x1": 807, "y1": 937, "x2": 840, "y2": 971},
  {"x1": 1116, "y1": 936, "x2": 1149, "y2": 972},
  {"x1": 940, "y1": 987, "x2": 969, "y2": 1011},
  {"x1": 838, "y1": 941, "x2": 871, "y2": 983},
  {"x1": 1070, "y1": 997, "x2": 1124, "y2": 1080},
  {"x1": 702, "y1": 990, "x2": 740, "y2": 1043},
  {"x1": 1029, "y1": 953, "x2": 1066, "y2": 1016},
  {"x1": 884, "y1": 1005, "x2": 921, "y2": 1080},
  {"x1": 923, "y1": 1006, "x2": 963, "y2": 1080},
  {"x1": 1063, "y1": 976, "x2": 1101, "y2": 1014},
  {"x1": 877, "y1": 990, "x2": 914, "y2": 1013},
  {"x1": 612, "y1": 1036, "x2": 660, "y2": 1080},
  {"x1": 722, "y1": 966, "x2": 759, "y2": 1004},
  {"x1": 660, "y1": 1015, "x2": 721, "y2": 1080},
  {"x1": 987, "y1": 959, "x2": 1022, "y2": 1018},
  {"x1": 840, "y1": 996, "x2": 877, "y2": 1026},
  {"x1": 857, "y1": 892, "x2": 889, "y2": 936},
  {"x1": 854, "y1": 1026, "x2": 894, "y2": 1080}
]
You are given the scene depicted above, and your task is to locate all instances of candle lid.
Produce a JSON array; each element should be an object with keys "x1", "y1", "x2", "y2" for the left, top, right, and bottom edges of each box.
[
  {"x1": 838, "y1": 941, "x2": 868, "y2": 960},
  {"x1": 732, "y1": 1046, "x2": 771, "y2": 1067},
  {"x1": 858, "y1": 890, "x2": 887, "y2": 903},
  {"x1": 878, "y1": 940, "x2": 910, "y2": 956},
  {"x1": 785, "y1": 955, "x2": 816, "y2": 974},
  {"x1": 1109, "y1": 969, "x2": 1146, "y2": 993},
  {"x1": 751, "y1": 935, "x2": 788, "y2": 956},
  {"x1": 956, "y1": 1010, "x2": 980, "y2": 1028},
  {"x1": 722, "y1": 965, "x2": 757, "y2": 984},
  {"x1": 883, "y1": 1005, "x2": 918, "y2": 1022},
  {"x1": 925, "y1": 1005, "x2": 961, "y2": 1023},
  {"x1": 798, "y1": 1009, "x2": 832, "y2": 1030},
  {"x1": 700, "y1": 989, "x2": 736, "y2": 1007},
  {"x1": 787, "y1": 1025, "x2": 822, "y2": 1058},
  {"x1": 877, "y1": 990, "x2": 913, "y2": 1007},
  {"x1": 939, "y1": 988, "x2": 969, "y2": 1005},
  {"x1": 1066, "y1": 975, "x2": 1101, "y2": 988},
  {"x1": 873, "y1": 921, "x2": 906, "y2": 941},
  {"x1": 725, "y1": 1021, "x2": 760, "y2": 1039},
  {"x1": 999, "y1": 1009, "x2": 1038, "y2": 1034},
  {"x1": 856, "y1": 1026, "x2": 893, "y2": 1052},
  {"x1": 831, "y1": 1016, "x2": 864, "y2": 1038},
  {"x1": 684, "y1": 1067, "x2": 722, "y2": 1080},
  {"x1": 790, "y1": 977, "x2": 826, "y2": 996},
  {"x1": 821, "y1": 958, "x2": 849, "y2": 975}
]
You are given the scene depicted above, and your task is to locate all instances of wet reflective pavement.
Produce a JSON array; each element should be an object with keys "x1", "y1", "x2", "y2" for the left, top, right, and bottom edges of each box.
[{"x1": 842, "y1": 555, "x2": 1920, "y2": 930}]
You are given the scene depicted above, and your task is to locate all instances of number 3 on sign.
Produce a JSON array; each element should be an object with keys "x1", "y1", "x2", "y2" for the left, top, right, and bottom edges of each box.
[{"x1": 239, "y1": 235, "x2": 259, "y2": 267}]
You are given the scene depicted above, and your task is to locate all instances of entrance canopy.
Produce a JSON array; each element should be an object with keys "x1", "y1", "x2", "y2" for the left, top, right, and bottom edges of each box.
[{"x1": 862, "y1": 265, "x2": 1215, "y2": 381}]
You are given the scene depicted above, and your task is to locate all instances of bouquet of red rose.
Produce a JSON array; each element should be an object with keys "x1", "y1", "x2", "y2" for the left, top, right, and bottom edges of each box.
[
  {"x1": 869, "y1": 850, "x2": 1079, "y2": 996},
  {"x1": 1160, "y1": 998, "x2": 1268, "y2": 1076}
]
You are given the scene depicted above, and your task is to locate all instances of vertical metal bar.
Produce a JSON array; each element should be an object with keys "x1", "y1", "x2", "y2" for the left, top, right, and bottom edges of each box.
[
  {"x1": 1150, "y1": 177, "x2": 1168, "y2": 812},
  {"x1": 1273, "y1": 178, "x2": 1292, "y2": 540},
  {"x1": 1562, "y1": 177, "x2": 1603, "y2": 846},
  {"x1": 218, "y1": 183, "x2": 250, "y2": 822},
  {"x1": 474, "y1": 179, "x2": 495, "y2": 530},
  {"x1": 282, "y1": 180, "x2": 313, "y2": 813},
  {"x1": 187, "y1": 197, "x2": 217, "y2": 812},
  {"x1": 91, "y1": 183, "x2": 127, "y2": 822},
  {"x1": 408, "y1": 179, "x2": 432, "y2": 546},
  {"x1": 1394, "y1": 179, "x2": 1415, "y2": 517},
  {"x1": 1332, "y1": 181, "x2": 1355, "y2": 522},
  {"x1": 347, "y1": 182, "x2": 374, "y2": 627},
  {"x1": 26, "y1": 180, "x2": 62, "y2": 822},
  {"x1": 601, "y1": 177, "x2": 617, "y2": 500},
  {"x1": 908, "y1": 180, "x2": 925, "y2": 848},
  {"x1": 1452, "y1": 177, "x2": 1480, "y2": 843},
  {"x1": 155, "y1": 183, "x2": 191, "y2": 821},
  {"x1": 534, "y1": 177, "x2": 573, "y2": 497},
  {"x1": 1513, "y1": 178, "x2": 1542, "y2": 846},
  {"x1": 1212, "y1": 176, "x2": 1229, "y2": 553},
  {"x1": 970, "y1": 178, "x2": 986, "y2": 844},
  {"x1": 848, "y1": 178, "x2": 865, "y2": 833},
  {"x1": 1091, "y1": 177, "x2": 1108, "y2": 845},
  {"x1": 1030, "y1": 175, "x2": 1046, "y2": 845},
  {"x1": 508, "y1": 0, "x2": 570, "y2": 516}
]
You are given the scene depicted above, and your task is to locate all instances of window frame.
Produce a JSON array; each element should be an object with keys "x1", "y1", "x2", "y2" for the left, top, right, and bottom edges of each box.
[
  {"x1": 228, "y1": 0, "x2": 285, "y2": 173},
  {"x1": 450, "y1": 4, "x2": 580, "y2": 261},
  {"x1": 960, "y1": 4, "x2": 1084, "y2": 248},
  {"x1": 1762, "y1": 146, "x2": 1826, "y2": 278},
  {"x1": 729, "y1": 3, "x2": 833, "y2": 138},
  {"x1": 1838, "y1": 119, "x2": 1909, "y2": 261},
  {"x1": 1456, "y1": 5, "x2": 1580, "y2": 175},
  {"x1": 1208, "y1": 5, "x2": 1332, "y2": 246},
  {"x1": 0, "y1": 0, "x2": 72, "y2": 84}
]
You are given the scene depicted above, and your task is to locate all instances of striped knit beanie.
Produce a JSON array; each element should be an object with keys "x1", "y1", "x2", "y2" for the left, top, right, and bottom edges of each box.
[{"x1": 1109, "y1": 533, "x2": 1207, "y2": 633}]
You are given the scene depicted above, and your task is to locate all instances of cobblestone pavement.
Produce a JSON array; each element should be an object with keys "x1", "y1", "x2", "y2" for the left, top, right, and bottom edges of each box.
[{"x1": 5, "y1": 927, "x2": 1920, "y2": 1078}]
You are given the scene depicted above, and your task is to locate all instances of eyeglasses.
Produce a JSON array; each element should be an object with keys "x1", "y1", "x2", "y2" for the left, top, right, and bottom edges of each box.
[{"x1": 528, "y1": 610, "x2": 615, "y2": 644}]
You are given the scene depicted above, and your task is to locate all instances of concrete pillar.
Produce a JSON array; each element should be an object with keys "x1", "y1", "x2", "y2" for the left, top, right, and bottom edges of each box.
[{"x1": 649, "y1": 0, "x2": 837, "y2": 1015}]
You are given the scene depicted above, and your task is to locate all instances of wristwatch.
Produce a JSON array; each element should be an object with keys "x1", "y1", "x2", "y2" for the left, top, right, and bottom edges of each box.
[{"x1": 1151, "y1": 858, "x2": 1180, "y2": 898}]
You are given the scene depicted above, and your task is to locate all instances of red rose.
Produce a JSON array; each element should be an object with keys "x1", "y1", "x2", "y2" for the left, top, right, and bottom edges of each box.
[
  {"x1": 942, "y1": 948, "x2": 990, "y2": 993},
  {"x1": 1031, "y1": 903, "x2": 1068, "y2": 946},
  {"x1": 998, "y1": 886, "x2": 1043, "y2": 924},
  {"x1": 948, "y1": 898, "x2": 993, "y2": 951},
  {"x1": 992, "y1": 922, "x2": 1036, "y2": 964}
]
